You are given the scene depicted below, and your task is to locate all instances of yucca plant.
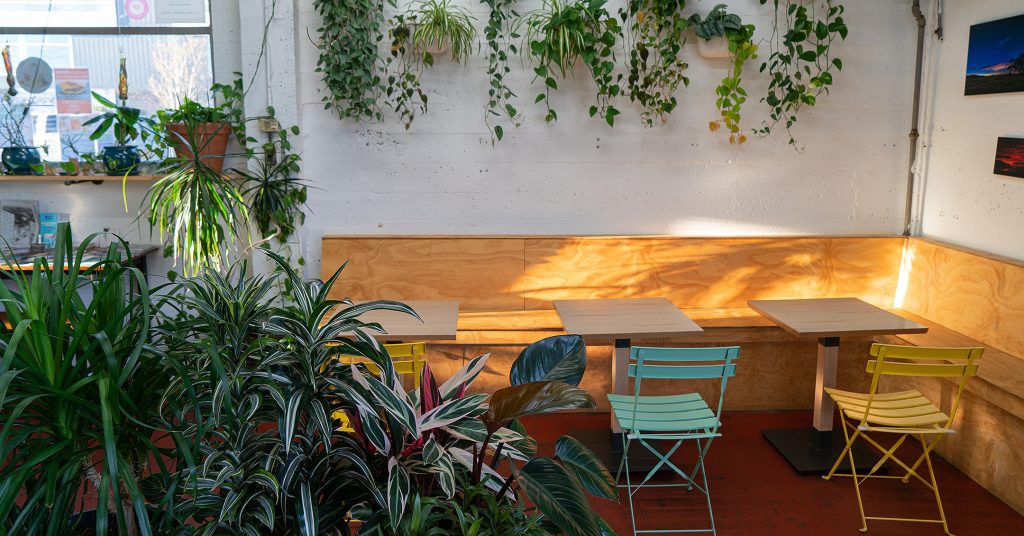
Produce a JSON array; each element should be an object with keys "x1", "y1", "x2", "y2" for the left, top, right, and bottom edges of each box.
[
  {"x1": 146, "y1": 115, "x2": 249, "y2": 277},
  {"x1": 0, "y1": 223, "x2": 174, "y2": 536},
  {"x1": 408, "y1": 0, "x2": 479, "y2": 64}
]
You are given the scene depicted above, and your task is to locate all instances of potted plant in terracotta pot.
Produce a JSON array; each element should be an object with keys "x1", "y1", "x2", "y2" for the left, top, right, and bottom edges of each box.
[
  {"x1": 157, "y1": 97, "x2": 232, "y2": 171},
  {"x1": 83, "y1": 91, "x2": 152, "y2": 176},
  {"x1": 0, "y1": 97, "x2": 42, "y2": 175}
]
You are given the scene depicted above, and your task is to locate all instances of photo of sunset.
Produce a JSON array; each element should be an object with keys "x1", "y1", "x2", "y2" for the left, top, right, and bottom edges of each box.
[
  {"x1": 995, "y1": 137, "x2": 1024, "y2": 178},
  {"x1": 965, "y1": 14, "x2": 1024, "y2": 95}
]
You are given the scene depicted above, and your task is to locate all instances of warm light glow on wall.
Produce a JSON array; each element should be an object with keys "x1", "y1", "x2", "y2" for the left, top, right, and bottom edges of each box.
[{"x1": 893, "y1": 241, "x2": 915, "y2": 309}]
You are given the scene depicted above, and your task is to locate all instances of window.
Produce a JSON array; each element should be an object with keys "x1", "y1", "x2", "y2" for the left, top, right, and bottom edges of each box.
[{"x1": 0, "y1": 0, "x2": 213, "y2": 160}]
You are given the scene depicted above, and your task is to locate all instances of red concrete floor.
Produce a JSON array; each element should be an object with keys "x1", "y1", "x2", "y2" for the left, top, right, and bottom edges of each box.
[{"x1": 521, "y1": 411, "x2": 1024, "y2": 536}]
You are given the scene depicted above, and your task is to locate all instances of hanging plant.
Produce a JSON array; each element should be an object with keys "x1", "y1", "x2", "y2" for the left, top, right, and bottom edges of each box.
[
  {"x1": 482, "y1": 0, "x2": 523, "y2": 143},
  {"x1": 620, "y1": 0, "x2": 689, "y2": 127},
  {"x1": 689, "y1": 4, "x2": 758, "y2": 144},
  {"x1": 409, "y1": 0, "x2": 478, "y2": 64},
  {"x1": 313, "y1": 0, "x2": 389, "y2": 122},
  {"x1": 384, "y1": 14, "x2": 431, "y2": 129},
  {"x1": 755, "y1": 0, "x2": 848, "y2": 146},
  {"x1": 519, "y1": 0, "x2": 623, "y2": 126}
]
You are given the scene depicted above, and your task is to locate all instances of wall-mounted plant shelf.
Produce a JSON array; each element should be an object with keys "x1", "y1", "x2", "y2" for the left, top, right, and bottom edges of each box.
[{"x1": 0, "y1": 175, "x2": 160, "y2": 182}]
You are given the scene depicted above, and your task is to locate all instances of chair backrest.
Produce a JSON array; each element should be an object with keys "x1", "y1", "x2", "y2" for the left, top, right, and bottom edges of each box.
[
  {"x1": 340, "y1": 342, "x2": 428, "y2": 386},
  {"x1": 629, "y1": 346, "x2": 740, "y2": 429},
  {"x1": 861, "y1": 343, "x2": 983, "y2": 428}
]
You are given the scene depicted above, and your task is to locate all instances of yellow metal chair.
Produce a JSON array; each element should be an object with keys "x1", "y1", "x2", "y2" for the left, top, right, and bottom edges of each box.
[
  {"x1": 823, "y1": 343, "x2": 983, "y2": 535},
  {"x1": 334, "y1": 342, "x2": 428, "y2": 432}
]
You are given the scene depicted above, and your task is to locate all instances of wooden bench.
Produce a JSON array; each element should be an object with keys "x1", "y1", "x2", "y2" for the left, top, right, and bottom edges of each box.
[{"x1": 322, "y1": 234, "x2": 1024, "y2": 514}]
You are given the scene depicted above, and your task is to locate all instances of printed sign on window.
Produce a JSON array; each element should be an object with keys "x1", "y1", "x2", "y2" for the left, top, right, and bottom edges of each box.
[
  {"x1": 53, "y1": 68, "x2": 91, "y2": 114},
  {"x1": 155, "y1": 0, "x2": 206, "y2": 24}
]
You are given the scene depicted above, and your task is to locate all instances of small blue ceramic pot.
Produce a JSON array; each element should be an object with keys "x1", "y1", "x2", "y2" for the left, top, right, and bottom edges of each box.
[
  {"x1": 1, "y1": 146, "x2": 43, "y2": 175},
  {"x1": 102, "y1": 145, "x2": 141, "y2": 176}
]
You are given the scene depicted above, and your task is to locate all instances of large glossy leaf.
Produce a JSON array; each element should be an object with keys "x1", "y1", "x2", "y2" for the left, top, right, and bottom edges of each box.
[
  {"x1": 418, "y1": 393, "x2": 488, "y2": 432},
  {"x1": 509, "y1": 335, "x2": 586, "y2": 386},
  {"x1": 555, "y1": 436, "x2": 618, "y2": 500},
  {"x1": 516, "y1": 457, "x2": 602, "y2": 536},
  {"x1": 438, "y1": 353, "x2": 489, "y2": 400},
  {"x1": 387, "y1": 458, "x2": 410, "y2": 529},
  {"x1": 485, "y1": 381, "x2": 595, "y2": 429}
]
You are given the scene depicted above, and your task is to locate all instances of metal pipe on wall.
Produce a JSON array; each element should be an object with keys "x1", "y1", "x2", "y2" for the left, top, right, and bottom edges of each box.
[{"x1": 904, "y1": 0, "x2": 927, "y2": 236}]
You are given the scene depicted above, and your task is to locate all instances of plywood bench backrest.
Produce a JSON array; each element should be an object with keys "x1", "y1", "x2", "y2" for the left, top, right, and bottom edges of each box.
[
  {"x1": 902, "y1": 238, "x2": 1024, "y2": 358},
  {"x1": 321, "y1": 236, "x2": 906, "y2": 311}
]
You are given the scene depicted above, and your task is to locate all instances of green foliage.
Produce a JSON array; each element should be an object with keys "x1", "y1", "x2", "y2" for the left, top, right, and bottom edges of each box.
[
  {"x1": 509, "y1": 334, "x2": 586, "y2": 386},
  {"x1": 621, "y1": 0, "x2": 689, "y2": 126},
  {"x1": 147, "y1": 116, "x2": 249, "y2": 276},
  {"x1": 385, "y1": 14, "x2": 431, "y2": 129},
  {"x1": 689, "y1": 5, "x2": 758, "y2": 144},
  {"x1": 755, "y1": 0, "x2": 848, "y2": 146},
  {"x1": 0, "y1": 223, "x2": 172, "y2": 535},
  {"x1": 482, "y1": 0, "x2": 522, "y2": 143},
  {"x1": 84, "y1": 91, "x2": 153, "y2": 147},
  {"x1": 410, "y1": 0, "x2": 479, "y2": 64},
  {"x1": 520, "y1": 0, "x2": 623, "y2": 126},
  {"x1": 313, "y1": 0, "x2": 390, "y2": 122}
]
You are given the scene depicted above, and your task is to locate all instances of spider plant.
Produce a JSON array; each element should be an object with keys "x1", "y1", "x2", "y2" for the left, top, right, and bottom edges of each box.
[
  {"x1": 409, "y1": 0, "x2": 478, "y2": 64},
  {"x1": 146, "y1": 115, "x2": 249, "y2": 277},
  {"x1": 0, "y1": 223, "x2": 176, "y2": 536},
  {"x1": 518, "y1": 0, "x2": 622, "y2": 125}
]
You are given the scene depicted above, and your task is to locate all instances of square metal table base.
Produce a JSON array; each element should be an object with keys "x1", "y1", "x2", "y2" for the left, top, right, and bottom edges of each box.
[{"x1": 763, "y1": 428, "x2": 883, "y2": 475}]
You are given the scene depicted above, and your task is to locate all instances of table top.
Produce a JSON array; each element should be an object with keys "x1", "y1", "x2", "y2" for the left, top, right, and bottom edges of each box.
[
  {"x1": 747, "y1": 298, "x2": 928, "y2": 339},
  {"x1": 1, "y1": 244, "x2": 159, "y2": 271},
  {"x1": 355, "y1": 299, "x2": 460, "y2": 341},
  {"x1": 553, "y1": 298, "x2": 703, "y2": 340}
]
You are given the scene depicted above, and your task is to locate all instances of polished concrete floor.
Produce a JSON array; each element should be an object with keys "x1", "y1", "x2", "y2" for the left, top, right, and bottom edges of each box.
[{"x1": 522, "y1": 411, "x2": 1024, "y2": 536}]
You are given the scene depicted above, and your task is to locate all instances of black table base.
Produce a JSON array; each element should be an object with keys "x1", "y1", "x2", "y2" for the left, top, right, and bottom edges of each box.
[{"x1": 763, "y1": 427, "x2": 883, "y2": 475}]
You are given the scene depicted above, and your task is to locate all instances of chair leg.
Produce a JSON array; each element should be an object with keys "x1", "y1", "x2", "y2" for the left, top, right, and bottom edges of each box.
[
  {"x1": 919, "y1": 434, "x2": 954, "y2": 536},
  {"x1": 839, "y1": 418, "x2": 869, "y2": 533},
  {"x1": 621, "y1": 435, "x2": 638, "y2": 536},
  {"x1": 823, "y1": 417, "x2": 859, "y2": 481},
  {"x1": 696, "y1": 439, "x2": 717, "y2": 536}
]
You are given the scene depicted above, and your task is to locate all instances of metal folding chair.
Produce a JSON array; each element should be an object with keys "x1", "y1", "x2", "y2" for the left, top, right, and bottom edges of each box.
[
  {"x1": 608, "y1": 346, "x2": 740, "y2": 535},
  {"x1": 823, "y1": 343, "x2": 983, "y2": 535}
]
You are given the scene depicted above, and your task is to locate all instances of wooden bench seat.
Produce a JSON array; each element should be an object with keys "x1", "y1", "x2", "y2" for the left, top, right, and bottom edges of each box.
[{"x1": 879, "y1": 311, "x2": 1024, "y2": 421}]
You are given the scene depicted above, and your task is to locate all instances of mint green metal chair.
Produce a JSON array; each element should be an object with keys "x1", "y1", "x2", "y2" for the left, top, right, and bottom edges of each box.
[{"x1": 608, "y1": 346, "x2": 740, "y2": 535}]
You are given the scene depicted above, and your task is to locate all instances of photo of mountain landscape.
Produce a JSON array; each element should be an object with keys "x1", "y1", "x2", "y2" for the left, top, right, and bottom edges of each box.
[{"x1": 965, "y1": 14, "x2": 1024, "y2": 96}]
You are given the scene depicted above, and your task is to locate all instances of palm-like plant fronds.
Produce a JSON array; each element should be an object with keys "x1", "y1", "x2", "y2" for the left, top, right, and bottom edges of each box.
[
  {"x1": 409, "y1": 0, "x2": 479, "y2": 64},
  {"x1": 0, "y1": 223, "x2": 170, "y2": 536}
]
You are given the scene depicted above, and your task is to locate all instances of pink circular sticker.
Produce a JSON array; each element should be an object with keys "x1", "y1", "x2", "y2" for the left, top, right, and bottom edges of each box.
[{"x1": 124, "y1": 0, "x2": 149, "y2": 20}]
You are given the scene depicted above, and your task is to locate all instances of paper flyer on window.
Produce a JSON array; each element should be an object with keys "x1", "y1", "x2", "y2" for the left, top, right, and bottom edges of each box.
[
  {"x1": 53, "y1": 68, "x2": 91, "y2": 114},
  {"x1": 154, "y1": 0, "x2": 206, "y2": 24}
]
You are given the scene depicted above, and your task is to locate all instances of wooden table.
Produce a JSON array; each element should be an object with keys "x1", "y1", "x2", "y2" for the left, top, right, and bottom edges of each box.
[
  {"x1": 748, "y1": 298, "x2": 928, "y2": 474},
  {"x1": 554, "y1": 298, "x2": 703, "y2": 429},
  {"x1": 356, "y1": 299, "x2": 459, "y2": 341}
]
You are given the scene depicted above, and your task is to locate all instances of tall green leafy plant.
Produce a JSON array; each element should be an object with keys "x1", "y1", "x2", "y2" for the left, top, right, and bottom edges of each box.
[
  {"x1": 620, "y1": 0, "x2": 689, "y2": 126},
  {"x1": 146, "y1": 115, "x2": 249, "y2": 277},
  {"x1": 755, "y1": 0, "x2": 848, "y2": 146},
  {"x1": 520, "y1": 0, "x2": 623, "y2": 126},
  {"x1": 0, "y1": 224, "x2": 175, "y2": 536},
  {"x1": 689, "y1": 4, "x2": 758, "y2": 144}
]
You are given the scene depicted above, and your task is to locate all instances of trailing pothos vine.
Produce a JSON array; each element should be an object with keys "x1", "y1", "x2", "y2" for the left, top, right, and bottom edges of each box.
[
  {"x1": 689, "y1": 4, "x2": 758, "y2": 144},
  {"x1": 756, "y1": 0, "x2": 848, "y2": 146},
  {"x1": 520, "y1": 0, "x2": 623, "y2": 126},
  {"x1": 620, "y1": 0, "x2": 689, "y2": 127},
  {"x1": 482, "y1": 0, "x2": 522, "y2": 143}
]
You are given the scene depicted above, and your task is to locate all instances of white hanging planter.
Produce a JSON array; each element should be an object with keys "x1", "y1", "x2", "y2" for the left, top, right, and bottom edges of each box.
[{"x1": 697, "y1": 36, "x2": 732, "y2": 59}]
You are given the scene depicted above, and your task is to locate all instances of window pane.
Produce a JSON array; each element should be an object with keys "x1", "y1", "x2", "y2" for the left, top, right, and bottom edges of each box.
[
  {"x1": 1, "y1": 34, "x2": 213, "y2": 160},
  {"x1": 0, "y1": 0, "x2": 210, "y2": 28}
]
